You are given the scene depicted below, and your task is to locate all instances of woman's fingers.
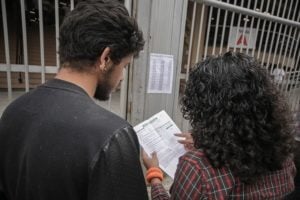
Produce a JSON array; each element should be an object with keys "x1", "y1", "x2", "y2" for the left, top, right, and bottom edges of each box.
[
  {"x1": 142, "y1": 149, "x2": 159, "y2": 169},
  {"x1": 175, "y1": 132, "x2": 194, "y2": 144}
]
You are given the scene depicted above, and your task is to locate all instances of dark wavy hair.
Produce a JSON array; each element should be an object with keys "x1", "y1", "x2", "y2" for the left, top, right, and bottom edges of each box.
[
  {"x1": 181, "y1": 52, "x2": 294, "y2": 183},
  {"x1": 59, "y1": 0, "x2": 144, "y2": 70}
]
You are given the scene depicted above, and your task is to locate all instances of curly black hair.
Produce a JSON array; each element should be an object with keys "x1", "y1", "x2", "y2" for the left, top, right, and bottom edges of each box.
[
  {"x1": 181, "y1": 52, "x2": 294, "y2": 183},
  {"x1": 59, "y1": 0, "x2": 144, "y2": 70}
]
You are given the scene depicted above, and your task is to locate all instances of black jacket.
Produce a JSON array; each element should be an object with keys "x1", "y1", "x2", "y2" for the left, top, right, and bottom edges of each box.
[{"x1": 0, "y1": 79, "x2": 148, "y2": 200}]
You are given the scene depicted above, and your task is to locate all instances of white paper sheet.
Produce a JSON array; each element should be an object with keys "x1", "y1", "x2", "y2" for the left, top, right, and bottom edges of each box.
[
  {"x1": 134, "y1": 110, "x2": 186, "y2": 179},
  {"x1": 147, "y1": 53, "x2": 174, "y2": 94}
]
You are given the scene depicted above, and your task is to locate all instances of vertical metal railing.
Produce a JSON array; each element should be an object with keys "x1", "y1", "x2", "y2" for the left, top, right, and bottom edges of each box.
[
  {"x1": 196, "y1": 4, "x2": 205, "y2": 61},
  {"x1": 177, "y1": 0, "x2": 300, "y2": 129},
  {"x1": 226, "y1": 0, "x2": 236, "y2": 52},
  {"x1": 212, "y1": 5, "x2": 221, "y2": 55},
  {"x1": 266, "y1": 0, "x2": 283, "y2": 72},
  {"x1": 232, "y1": 0, "x2": 244, "y2": 52},
  {"x1": 1, "y1": 0, "x2": 12, "y2": 99},
  {"x1": 20, "y1": 0, "x2": 29, "y2": 92},
  {"x1": 186, "y1": 2, "x2": 197, "y2": 80},
  {"x1": 219, "y1": 0, "x2": 229, "y2": 54},
  {"x1": 204, "y1": 4, "x2": 212, "y2": 58},
  {"x1": 55, "y1": 0, "x2": 60, "y2": 69},
  {"x1": 260, "y1": 0, "x2": 276, "y2": 64},
  {"x1": 273, "y1": 0, "x2": 296, "y2": 92},
  {"x1": 181, "y1": 2, "x2": 198, "y2": 130},
  {"x1": 250, "y1": 0, "x2": 264, "y2": 57},
  {"x1": 239, "y1": 0, "x2": 252, "y2": 53},
  {"x1": 269, "y1": 0, "x2": 289, "y2": 76},
  {"x1": 283, "y1": 14, "x2": 300, "y2": 93},
  {"x1": 70, "y1": 0, "x2": 74, "y2": 11},
  {"x1": 256, "y1": 0, "x2": 271, "y2": 59},
  {"x1": 119, "y1": 0, "x2": 132, "y2": 118},
  {"x1": 38, "y1": 0, "x2": 46, "y2": 83},
  {"x1": 288, "y1": 31, "x2": 300, "y2": 95},
  {"x1": 245, "y1": 0, "x2": 258, "y2": 54}
]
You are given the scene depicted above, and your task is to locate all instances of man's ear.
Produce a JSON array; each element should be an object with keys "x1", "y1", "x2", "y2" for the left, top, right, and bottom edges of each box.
[{"x1": 98, "y1": 47, "x2": 111, "y2": 71}]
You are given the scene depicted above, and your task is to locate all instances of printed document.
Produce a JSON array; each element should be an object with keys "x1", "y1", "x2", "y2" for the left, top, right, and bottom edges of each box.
[
  {"x1": 147, "y1": 53, "x2": 174, "y2": 94},
  {"x1": 134, "y1": 110, "x2": 186, "y2": 179}
]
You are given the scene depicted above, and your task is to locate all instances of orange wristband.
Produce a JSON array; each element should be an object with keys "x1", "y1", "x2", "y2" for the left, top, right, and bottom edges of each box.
[
  {"x1": 146, "y1": 167, "x2": 162, "y2": 175},
  {"x1": 146, "y1": 171, "x2": 163, "y2": 183}
]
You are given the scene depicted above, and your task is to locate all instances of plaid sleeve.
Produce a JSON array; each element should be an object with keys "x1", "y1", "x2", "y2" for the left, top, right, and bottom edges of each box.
[
  {"x1": 170, "y1": 156, "x2": 206, "y2": 199},
  {"x1": 151, "y1": 183, "x2": 170, "y2": 200}
]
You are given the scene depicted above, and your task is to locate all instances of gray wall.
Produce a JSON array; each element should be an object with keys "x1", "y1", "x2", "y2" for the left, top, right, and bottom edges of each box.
[{"x1": 130, "y1": 0, "x2": 188, "y2": 125}]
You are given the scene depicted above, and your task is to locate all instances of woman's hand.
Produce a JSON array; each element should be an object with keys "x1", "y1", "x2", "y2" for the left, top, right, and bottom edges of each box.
[
  {"x1": 142, "y1": 149, "x2": 159, "y2": 170},
  {"x1": 174, "y1": 132, "x2": 194, "y2": 151}
]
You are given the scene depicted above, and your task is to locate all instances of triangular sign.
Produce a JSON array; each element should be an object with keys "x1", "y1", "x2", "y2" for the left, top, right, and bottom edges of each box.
[{"x1": 236, "y1": 34, "x2": 247, "y2": 46}]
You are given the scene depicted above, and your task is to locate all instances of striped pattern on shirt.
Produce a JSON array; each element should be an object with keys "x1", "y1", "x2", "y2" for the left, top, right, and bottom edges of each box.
[{"x1": 151, "y1": 149, "x2": 296, "y2": 200}]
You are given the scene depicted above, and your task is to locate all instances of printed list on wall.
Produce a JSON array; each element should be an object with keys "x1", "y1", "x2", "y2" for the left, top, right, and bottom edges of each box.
[{"x1": 147, "y1": 53, "x2": 174, "y2": 94}]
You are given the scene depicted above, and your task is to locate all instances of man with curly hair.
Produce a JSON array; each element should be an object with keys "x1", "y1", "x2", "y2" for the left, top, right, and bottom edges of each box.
[
  {"x1": 0, "y1": 0, "x2": 148, "y2": 199},
  {"x1": 143, "y1": 52, "x2": 296, "y2": 199}
]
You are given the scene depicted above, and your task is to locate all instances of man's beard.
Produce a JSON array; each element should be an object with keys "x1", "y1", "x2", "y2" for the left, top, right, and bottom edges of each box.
[
  {"x1": 93, "y1": 83, "x2": 112, "y2": 101},
  {"x1": 93, "y1": 65, "x2": 114, "y2": 101}
]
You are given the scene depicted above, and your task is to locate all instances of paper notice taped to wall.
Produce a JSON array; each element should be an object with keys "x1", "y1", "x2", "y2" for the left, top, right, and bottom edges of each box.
[{"x1": 147, "y1": 53, "x2": 174, "y2": 94}]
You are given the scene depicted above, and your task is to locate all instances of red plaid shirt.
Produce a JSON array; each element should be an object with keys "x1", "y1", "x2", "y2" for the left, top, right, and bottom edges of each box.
[{"x1": 151, "y1": 150, "x2": 296, "y2": 200}]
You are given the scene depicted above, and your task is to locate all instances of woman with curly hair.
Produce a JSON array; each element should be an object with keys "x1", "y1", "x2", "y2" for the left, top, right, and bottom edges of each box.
[{"x1": 143, "y1": 52, "x2": 296, "y2": 199}]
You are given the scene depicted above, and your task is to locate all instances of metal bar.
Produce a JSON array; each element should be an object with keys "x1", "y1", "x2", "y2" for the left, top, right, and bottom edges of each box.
[
  {"x1": 182, "y1": 1, "x2": 197, "y2": 130},
  {"x1": 257, "y1": 0, "x2": 271, "y2": 59},
  {"x1": 269, "y1": 0, "x2": 289, "y2": 77},
  {"x1": 233, "y1": 0, "x2": 243, "y2": 52},
  {"x1": 219, "y1": 0, "x2": 229, "y2": 54},
  {"x1": 0, "y1": 64, "x2": 58, "y2": 73},
  {"x1": 120, "y1": 67, "x2": 128, "y2": 117},
  {"x1": 261, "y1": 0, "x2": 277, "y2": 65},
  {"x1": 281, "y1": 0, "x2": 298, "y2": 68},
  {"x1": 124, "y1": 0, "x2": 131, "y2": 14},
  {"x1": 186, "y1": 2, "x2": 197, "y2": 81},
  {"x1": 226, "y1": 0, "x2": 237, "y2": 52},
  {"x1": 285, "y1": 19, "x2": 300, "y2": 92},
  {"x1": 119, "y1": 0, "x2": 133, "y2": 118},
  {"x1": 20, "y1": 0, "x2": 29, "y2": 92},
  {"x1": 245, "y1": 0, "x2": 258, "y2": 54},
  {"x1": 272, "y1": 0, "x2": 294, "y2": 89},
  {"x1": 107, "y1": 94, "x2": 111, "y2": 110},
  {"x1": 195, "y1": 0, "x2": 300, "y2": 28},
  {"x1": 204, "y1": 5, "x2": 212, "y2": 58},
  {"x1": 239, "y1": 0, "x2": 251, "y2": 53},
  {"x1": 265, "y1": 0, "x2": 283, "y2": 71},
  {"x1": 1, "y1": 0, "x2": 12, "y2": 99},
  {"x1": 289, "y1": 1, "x2": 300, "y2": 70},
  {"x1": 282, "y1": 1, "x2": 300, "y2": 67},
  {"x1": 290, "y1": 49, "x2": 300, "y2": 99},
  {"x1": 288, "y1": 31, "x2": 300, "y2": 96},
  {"x1": 70, "y1": 0, "x2": 74, "y2": 10},
  {"x1": 212, "y1": 7, "x2": 221, "y2": 55},
  {"x1": 38, "y1": 0, "x2": 46, "y2": 83},
  {"x1": 195, "y1": 4, "x2": 205, "y2": 61},
  {"x1": 173, "y1": 0, "x2": 189, "y2": 129},
  {"x1": 55, "y1": 0, "x2": 60, "y2": 68},
  {"x1": 251, "y1": 0, "x2": 265, "y2": 57},
  {"x1": 283, "y1": 27, "x2": 299, "y2": 93}
]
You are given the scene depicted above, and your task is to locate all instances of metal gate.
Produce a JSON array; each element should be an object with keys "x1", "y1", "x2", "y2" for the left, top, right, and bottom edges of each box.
[
  {"x1": 0, "y1": 0, "x2": 131, "y2": 118},
  {"x1": 174, "y1": 0, "x2": 300, "y2": 129}
]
